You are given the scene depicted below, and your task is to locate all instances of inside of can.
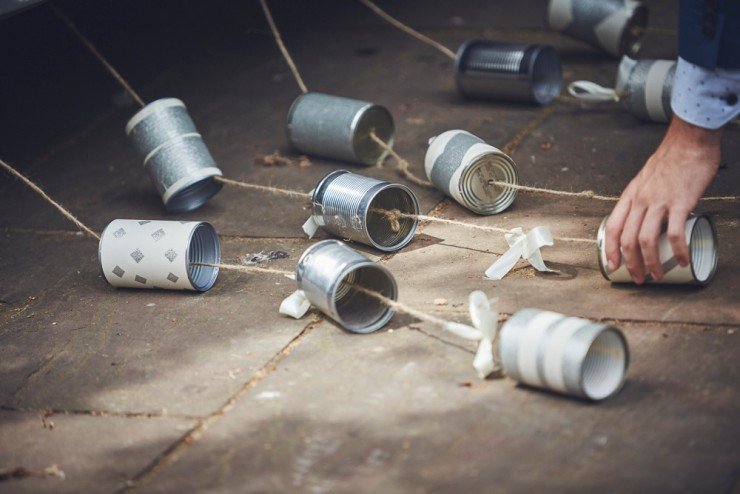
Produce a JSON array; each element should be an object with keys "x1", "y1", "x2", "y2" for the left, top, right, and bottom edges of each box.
[
  {"x1": 187, "y1": 223, "x2": 221, "y2": 291},
  {"x1": 530, "y1": 46, "x2": 563, "y2": 105},
  {"x1": 167, "y1": 176, "x2": 223, "y2": 213},
  {"x1": 460, "y1": 153, "x2": 518, "y2": 215},
  {"x1": 690, "y1": 216, "x2": 717, "y2": 284},
  {"x1": 352, "y1": 105, "x2": 395, "y2": 165},
  {"x1": 581, "y1": 329, "x2": 627, "y2": 400},
  {"x1": 619, "y1": 5, "x2": 648, "y2": 58},
  {"x1": 335, "y1": 265, "x2": 396, "y2": 333},
  {"x1": 366, "y1": 186, "x2": 418, "y2": 250}
]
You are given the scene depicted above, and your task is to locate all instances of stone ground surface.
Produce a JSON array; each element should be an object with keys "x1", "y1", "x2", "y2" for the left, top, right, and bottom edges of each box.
[{"x1": 1, "y1": 0, "x2": 738, "y2": 492}]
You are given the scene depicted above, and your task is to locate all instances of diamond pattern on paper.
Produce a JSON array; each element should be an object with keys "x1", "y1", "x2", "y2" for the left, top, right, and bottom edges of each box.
[
  {"x1": 164, "y1": 249, "x2": 178, "y2": 262},
  {"x1": 134, "y1": 275, "x2": 147, "y2": 284},
  {"x1": 130, "y1": 249, "x2": 144, "y2": 263},
  {"x1": 138, "y1": 220, "x2": 151, "y2": 225},
  {"x1": 151, "y1": 228, "x2": 166, "y2": 242},
  {"x1": 167, "y1": 273, "x2": 179, "y2": 283},
  {"x1": 112, "y1": 265, "x2": 125, "y2": 277},
  {"x1": 113, "y1": 228, "x2": 126, "y2": 239}
]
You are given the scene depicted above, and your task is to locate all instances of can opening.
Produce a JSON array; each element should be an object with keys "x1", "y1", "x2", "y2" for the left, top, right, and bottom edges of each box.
[
  {"x1": 581, "y1": 329, "x2": 627, "y2": 400},
  {"x1": 187, "y1": 223, "x2": 221, "y2": 292},
  {"x1": 460, "y1": 153, "x2": 519, "y2": 215},
  {"x1": 352, "y1": 106, "x2": 395, "y2": 165},
  {"x1": 366, "y1": 186, "x2": 419, "y2": 250},
  {"x1": 620, "y1": 5, "x2": 648, "y2": 58},
  {"x1": 166, "y1": 177, "x2": 223, "y2": 213},
  {"x1": 334, "y1": 265, "x2": 396, "y2": 333},
  {"x1": 530, "y1": 46, "x2": 562, "y2": 105},
  {"x1": 690, "y1": 216, "x2": 717, "y2": 284}
]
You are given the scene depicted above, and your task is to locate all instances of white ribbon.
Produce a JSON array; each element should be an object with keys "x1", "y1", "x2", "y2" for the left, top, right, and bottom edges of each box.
[
  {"x1": 485, "y1": 226, "x2": 557, "y2": 280},
  {"x1": 302, "y1": 216, "x2": 320, "y2": 238},
  {"x1": 567, "y1": 80, "x2": 621, "y2": 102},
  {"x1": 279, "y1": 290, "x2": 310, "y2": 319}
]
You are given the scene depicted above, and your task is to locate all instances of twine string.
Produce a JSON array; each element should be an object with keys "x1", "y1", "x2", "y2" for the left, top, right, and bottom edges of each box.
[
  {"x1": 258, "y1": 0, "x2": 309, "y2": 94},
  {"x1": 357, "y1": 0, "x2": 457, "y2": 60},
  {"x1": 368, "y1": 131, "x2": 433, "y2": 187},
  {"x1": 50, "y1": 3, "x2": 145, "y2": 108},
  {"x1": 214, "y1": 176, "x2": 312, "y2": 199},
  {"x1": 0, "y1": 158, "x2": 100, "y2": 240}
]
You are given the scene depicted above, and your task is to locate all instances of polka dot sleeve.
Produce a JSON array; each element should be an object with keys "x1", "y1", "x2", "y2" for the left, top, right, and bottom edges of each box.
[{"x1": 671, "y1": 57, "x2": 740, "y2": 130}]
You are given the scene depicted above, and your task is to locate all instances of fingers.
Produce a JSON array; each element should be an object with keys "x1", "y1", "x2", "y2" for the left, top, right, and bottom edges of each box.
[
  {"x1": 620, "y1": 205, "x2": 648, "y2": 284},
  {"x1": 667, "y1": 206, "x2": 691, "y2": 267},
  {"x1": 639, "y1": 207, "x2": 667, "y2": 281},
  {"x1": 604, "y1": 196, "x2": 632, "y2": 271}
]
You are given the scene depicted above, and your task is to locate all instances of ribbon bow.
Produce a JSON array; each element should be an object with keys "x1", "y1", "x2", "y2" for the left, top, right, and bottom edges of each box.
[
  {"x1": 567, "y1": 80, "x2": 621, "y2": 102},
  {"x1": 442, "y1": 291, "x2": 500, "y2": 378},
  {"x1": 485, "y1": 226, "x2": 557, "y2": 280}
]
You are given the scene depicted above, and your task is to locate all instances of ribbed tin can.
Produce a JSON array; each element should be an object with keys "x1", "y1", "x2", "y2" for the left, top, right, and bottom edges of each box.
[
  {"x1": 425, "y1": 130, "x2": 519, "y2": 215},
  {"x1": 547, "y1": 0, "x2": 648, "y2": 57},
  {"x1": 455, "y1": 40, "x2": 563, "y2": 105},
  {"x1": 295, "y1": 240, "x2": 398, "y2": 333},
  {"x1": 616, "y1": 56, "x2": 675, "y2": 123},
  {"x1": 126, "y1": 98, "x2": 223, "y2": 213},
  {"x1": 286, "y1": 92, "x2": 395, "y2": 165},
  {"x1": 309, "y1": 170, "x2": 419, "y2": 252},
  {"x1": 597, "y1": 214, "x2": 718, "y2": 285},
  {"x1": 500, "y1": 308, "x2": 629, "y2": 401},
  {"x1": 98, "y1": 219, "x2": 220, "y2": 292}
]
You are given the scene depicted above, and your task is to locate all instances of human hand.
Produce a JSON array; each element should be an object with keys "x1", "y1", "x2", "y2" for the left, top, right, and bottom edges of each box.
[{"x1": 604, "y1": 115, "x2": 722, "y2": 283}]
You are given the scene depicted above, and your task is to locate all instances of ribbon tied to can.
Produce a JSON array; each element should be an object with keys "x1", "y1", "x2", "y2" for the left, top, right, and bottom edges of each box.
[{"x1": 485, "y1": 226, "x2": 557, "y2": 280}]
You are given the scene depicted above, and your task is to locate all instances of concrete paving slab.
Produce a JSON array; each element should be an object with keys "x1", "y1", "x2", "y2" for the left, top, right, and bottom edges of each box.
[{"x1": 0, "y1": 410, "x2": 196, "y2": 494}]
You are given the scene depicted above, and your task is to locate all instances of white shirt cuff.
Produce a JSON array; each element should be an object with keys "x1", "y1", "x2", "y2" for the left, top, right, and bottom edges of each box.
[{"x1": 671, "y1": 57, "x2": 740, "y2": 130}]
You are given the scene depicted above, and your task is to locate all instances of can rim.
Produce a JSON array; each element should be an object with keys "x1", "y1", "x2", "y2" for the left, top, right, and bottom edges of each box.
[
  {"x1": 362, "y1": 182, "x2": 420, "y2": 252},
  {"x1": 185, "y1": 221, "x2": 221, "y2": 292},
  {"x1": 577, "y1": 324, "x2": 630, "y2": 401},
  {"x1": 125, "y1": 97, "x2": 186, "y2": 135},
  {"x1": 330, "y1": 260, "x2": 398, "y2": 333},
  {"x1": 688, "y1": 214, "x2": 718, "y2": 286}
]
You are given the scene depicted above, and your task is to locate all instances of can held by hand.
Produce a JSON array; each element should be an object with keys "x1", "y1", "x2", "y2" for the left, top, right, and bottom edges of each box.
[
  {"x1": 295, "y1": 240, "x2": 398, "y2": 333},
  {"x1": 99, "y1": 219, "x2": 220, "y2": 292},
  {"x1": 126, "y1": 98, "x2": 223, "y2": 213},
  {"x1": 286, "y1": 92, "x2": 395, "y2": 165},
  {"x1": 615, "y1": 56, "x2": 675, "y2": 123},
  {"x1": 597, "y1": 214, "x2": 718, "y2": 285},
  {"x1": 500, "y1": 308, "x2": 629, "y2": 401},
  {"x1": 308, "y1": 170, "x2": 419, "y2": 252},
  {"x1": 546, "y1": 0, "x2": 648, "y2": 57},
  {"x1": 425, "y1": 130, "x2": 519, "y2": 215},
  {"x1": 455, "y1": 40, "x2": 563, "y2": 105}
]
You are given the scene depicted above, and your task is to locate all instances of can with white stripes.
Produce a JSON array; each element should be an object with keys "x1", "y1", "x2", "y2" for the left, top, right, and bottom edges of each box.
[
  {"x1": 425, "y1": 130, "x2": 519, "y2": 215},
  {"x1": 308, "y1": 170, "x2": 419, "y2": 252},
  {"x1": 597, "y1": 214, "x2": 718, "y2": 285},
  {"x1": 500, "y1": 309, "x2": 629, "y2": 401},
  {"x1": 547, "y1": 0, "x2": 648, "y2": 57},
  {"x1": 126, "y1": 98, "x2": 223, "y2": 213},
  {"x1": 295, "y1": 240, "x2": 397, "y2": 333},
  {"x1": 99, "y1": 219, "x2": 221, "y2": 292},
  {"x1": 616, "y1": 56, "x2": 676, "y2": 123},
  {"x1": 286, "y1": 92, "x2": 395, "y2": 165}
]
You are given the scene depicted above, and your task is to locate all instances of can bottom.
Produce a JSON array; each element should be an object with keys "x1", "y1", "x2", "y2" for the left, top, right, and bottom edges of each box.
[{"x1": 459, "y1": 153, "x2": 518, "y2": 215}]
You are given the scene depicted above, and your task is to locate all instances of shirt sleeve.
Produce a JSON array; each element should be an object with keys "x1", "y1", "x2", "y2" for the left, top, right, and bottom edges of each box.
[{"x1": 671, "y1": 57, "x2": 740, "y2": 130}]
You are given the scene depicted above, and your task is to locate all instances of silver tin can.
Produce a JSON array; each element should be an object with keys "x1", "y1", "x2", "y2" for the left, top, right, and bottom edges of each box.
[
  {"x1": 616, "y1": 56, "x2": 675, "y2": 123},
  {"x1": 500, "y1": 308, "x2": 629, "y2": 401},
  {"x1": 547, "y1": 0, "x2": 648, "y2": 57},
  {"x1": 286, "y1": 92, "x2": 395, "y2": 165},
  {"x1": 126, "y1": 98, "x2": 223, "y2": 213},
  {"x1": 309, "y1": 170, "x2": 419, "y2": 252},
  {"x1": 295, "y1": 240, "x2": 398, "y2": 333},
  {"x1": 99, "y1": 219, "x2": 220, "y2": 292},
  {"x1": 425, "y1": 130, "x2": 519, "y2": 215},
  {"x1": 455, "y1": 40, "x2": 563, "y2": 105},
  {"x1": 597, "y1": 214, "x2": 718, "y2": 285}
]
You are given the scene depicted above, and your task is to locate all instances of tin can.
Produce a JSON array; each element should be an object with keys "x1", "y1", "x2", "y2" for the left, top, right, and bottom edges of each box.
[
  {"x1": 597, "y1": 214, "x2": 718, "y2": 285},
  {"x1": 546, "y1": 0, "x2": 648, "y2": 57},
  {"x1": 616, "y1": 56, "x2": 675, "y2": 123},
  {"x1": 455, "y1": 40, "x2": 563, "y2": 105},
  {"x1": 99, "y1": 219, "x2": 220, "y2": 292},
  {"x1": 295, "y1": 240, "x2": 398, "y2": 333},
  {"x1": 308, "y1": 170, "x2": 419, "y2": 252},
  {"x1": 286, "y1": 92, "x2": 395, "y2": 165},
  {"x1": 500, "y1": 308, "x2": 629, "y2": 401},
  {"x1": 126, "y1": 98, "x2": 223, "y2": 213},
  {"x1": 425, "y1": 130, "x2": 519, "y2": 215}
]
